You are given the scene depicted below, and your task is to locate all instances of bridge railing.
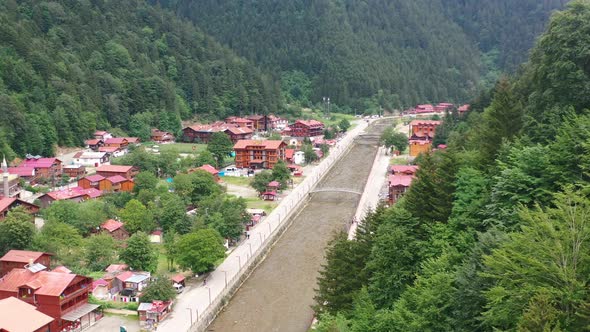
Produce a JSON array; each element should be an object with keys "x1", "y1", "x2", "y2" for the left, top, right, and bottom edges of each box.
[{"x1": 187, "y1": 120, "x2": 370, "y2": 332}]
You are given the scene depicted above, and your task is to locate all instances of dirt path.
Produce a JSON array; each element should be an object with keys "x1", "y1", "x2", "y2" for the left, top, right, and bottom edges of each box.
[{"x1": 207, "y1": 123, "x2": 387, "y2": 332}]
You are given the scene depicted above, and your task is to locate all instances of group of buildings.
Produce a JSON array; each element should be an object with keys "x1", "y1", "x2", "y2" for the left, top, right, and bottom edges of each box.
[{"x1": 404, "y1": 102, "x2": 470, "y2": 116}]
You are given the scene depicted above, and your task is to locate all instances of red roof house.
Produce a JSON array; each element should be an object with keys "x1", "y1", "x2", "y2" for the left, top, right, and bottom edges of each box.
[
  {"x1": 100, "y1": 219, "x2": 129, "y2": 241},
  {"x1": 0, "y1": 268, "x2": 98, "y2": 332},
  {"x1": 0, "y1": 197, "x2": 39, "y2": 220},
  {"x1": 0, "y1": 250, "x2": 52, "y2": 277},
  {"x1": 233, "y1": 140, "x2": 287, "y2": 169},
  {"x1": 0, "y1": 297, "x2": 54, "y2": 332},
  {"x1": 390, "y1": 165, "x2": 419, "y2": 176},
  {"x1": 95, "y1": 165, "x2": 136, "y2": 180},
  {"x1": 290, "y1": 120, "x2": 325, "y2": 137},
  {"x1": 388, "y1": 175, "x2": 415, "y2": 204},
  {"x1": 19, "y1": 158, "x2": 62, "y2": 179}
]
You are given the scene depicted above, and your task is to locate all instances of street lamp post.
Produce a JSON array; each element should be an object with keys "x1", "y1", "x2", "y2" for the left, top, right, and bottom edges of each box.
[
  {"x1": 207, "y1": 287, "x2": 212, "y2": 305},
  {"x1": 268, "y1": 223, "x2": 272, "y2": 233},
  {"x1": 237, "y1": 255, "x2": 242, "y2": 269},
  {"x1": 186, "y1": 307, "x2": 193, "y2": 324},
  {"x1": 196, "y1": 308, "x2": 199, "y2": 322},
  {"x1": 222, "y1": 270, "x2": 227, "y2": 287},
  {"x1": 248, "y1": 242, "x2": 252, "y2": 256},
  {"x1": 258, "y1": 232, "x2": 263, "y2": 244}
]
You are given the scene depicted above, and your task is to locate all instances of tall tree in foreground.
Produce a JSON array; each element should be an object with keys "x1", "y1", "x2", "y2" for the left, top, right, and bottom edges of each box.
[
  {"x1": 121, "y1": 232, "x2": 159, "y2": 273},
  {"x1": 0, "y1": 207, "x2": 35, "y2": 255},
  {"x1": 482, "y1": 189, "x2": 590, "y2": 330},
  {"x1": 207, "y1": 132, "x2": 234, "y2": 167},
  {"x1": 175, "y1": 229, "x2": 226, "y2": 274}
]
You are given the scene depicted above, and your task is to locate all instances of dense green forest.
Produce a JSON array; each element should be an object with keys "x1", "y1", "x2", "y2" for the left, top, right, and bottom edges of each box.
[
  {"x1": 163, "y1": 0, "x2": 565, "y2": 109},
  {"x1": 313, "y1": 1, "x2": 590, "y2": 331},
  {"x1": 0, "y1": 0, "x2": 280, "y2": 159}
]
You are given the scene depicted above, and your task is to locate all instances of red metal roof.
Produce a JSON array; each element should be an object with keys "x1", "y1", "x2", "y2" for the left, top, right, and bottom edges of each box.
[
  {"x1": 0, "y1": 198, "x2": 38, "y2": 213},
  {"x1": 410, "y1": 120, "x2": 442, "y2": 126},
  {"x1": 233, "y1": 140, "x2": 285, "y2": 150},
  {"x1": 96, "y1": 165, "x2": 133, "y2": 173},
  {"x1": 0, "y1": 297, "x2": 54, "y2": 332},
  {"x1": 197, "y1": 164, "x2": 218, "y2": 175},
  {"x1": 224, "y1": 126, "x2": 253, "y2": 135},
  {"x1": 84, "y1": 174, "x2": 105, "y2": 182},
  {"x1": 4, "y1": 166, "x2": 35, "y2": 177},
  {"x1": 285, "y1": 149, "x2": 295, "y2": 159},
  {"x1": 115, "y1": 271, "x2": 134, "y2": 282},
  {"x1": 85, "y1": 139, "x2": 101, "y2": 145},
  {"x1": 0, "y1": 250, "x2": 47, "y2": 263},
  {"x1": 94, "y1": 130, "x2": 108, "y2": 136},
  {"x1": 391, "y1": 165, "x2": 419, "y2": 175},
  {"x1": 98, "y1": 146, "x2": 120, "y2": 153},
  {"x1": 388, "y1": 175, "x2": 415, "y2": 187},
  {"x1": 52, "y1": 266, "x2": 72, "y2": 274},
  {"x1": 294, "y1": 120, "x2": 324, "y2": 128},
  {"x1": 105, "y1": 264, "x2": 128, "y2": 273},
  {"x1": 45, "y1": 188, "x2": 87, "y2": 201},
  {"x1": 101, "y1": 219, "x2": 124, "y2": 233},
  {"x1": 106, "y1": 175, "x2": 128, "y2": 184},
  {"x1": 0, "y1": 268, "x2": 79, "y2": 296},
  {"x1": 104, "y1": 138, "x2": 128, "y2": 144},
  {"x1": 123, "y1": 137, "x2": 140, "y2": 143},
  {"x1": 20, "y1": 158, "x2": 60, "y2": 169},
  {"x1": 171, "y1": 274, "x2": 185, "y2": 283}
]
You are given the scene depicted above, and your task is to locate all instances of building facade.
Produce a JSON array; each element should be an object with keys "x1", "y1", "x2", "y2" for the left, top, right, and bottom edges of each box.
[{"x1": 234, "y1": 140, "x2": 287, "y2": 169}]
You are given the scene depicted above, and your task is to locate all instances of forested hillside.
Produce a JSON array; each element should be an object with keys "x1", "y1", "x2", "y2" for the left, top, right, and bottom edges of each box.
[
  {"x1": 165, "y1": 0, "x2": 565, "y2": 109},
  {"x1": 313, "y1": 1, "x2": 590, "y2": 331},
  {"x1": 0, "y1": 0, "x2": 280, "y2": 159}
]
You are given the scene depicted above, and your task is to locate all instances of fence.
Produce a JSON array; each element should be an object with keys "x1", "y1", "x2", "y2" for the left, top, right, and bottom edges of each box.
[{"x1": 186, "y1": 121, "x2": 369, "y2": 332}]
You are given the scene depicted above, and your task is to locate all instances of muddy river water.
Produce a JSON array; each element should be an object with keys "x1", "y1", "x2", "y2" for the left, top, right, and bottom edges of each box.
[{"x1": 207, "y1": 123, "x2": 385, "y2": 332}]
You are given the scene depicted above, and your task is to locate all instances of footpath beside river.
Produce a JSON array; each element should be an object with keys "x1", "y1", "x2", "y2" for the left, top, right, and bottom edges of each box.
[{"x1": 206, "y1": 120, "x2": 390, "y2": 332}]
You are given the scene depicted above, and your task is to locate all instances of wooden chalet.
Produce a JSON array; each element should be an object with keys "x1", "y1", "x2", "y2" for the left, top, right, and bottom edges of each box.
[
  {"x1": 93, "y1": 130, "x2": 112, "y2": 140},
  {"x1": 151, "y1": 129, "x2": 174, "y2": 143},
  {"x1": 388, "y1": 175, "x2": 414, "y2": 204},
  {"x1": 95, "y1": 165, "x2": 136, "y2": 180},
  {"x1": 290, "y1": 120, "x2": 325, "y2": 137},
  {"x1": 19, "y1": 157, "x2": 62, "y2": 179},
  {"x1": 0, "y1": 250, "x2": 52, "y2": 278},
  {"x1": 138, "y1": 300, "x2": 173, "y2": 329},
  {"x1": 182, "y1": 123, "x2": 231, "y2": 143},
  {"x1": 0, "y1": 197, "x2": 39, "y2": 221},
  {"x1": 233, "y1": 140, "x2": 287, "y2": 169},
  {"x1": 38, "y1": 187, "x2": 102, "y2": 208},
  {"x1": 100, "y1": 219, "x2": 129, "y2": 241},
  {"x1": 0, "y1": 267, "x2": 99, "y2": 332},
  {"x1": 84, "y1": 139, "x2": 104, "y2": 151},
  {"x1": 409, "y1": 120, "x2": 441, "y2": 141},
  {"x1": 390, "y1": 165, "x2": 419, "y2": 176},
  {"x1": 224, "y1": 126, "x2": 254, "y2": 143},
  {"x1": 225, "y1": 117, "x2": 254, "y2": 129},
  {"x1": 2, "y1": 166, "x2": 37, "y2": 184},
  {"x1": 104, "y1": 137, "x2": 129, "y2": 150},
  {"x1": 62, "y1": 165, "x2": 86, "y2": 179}
]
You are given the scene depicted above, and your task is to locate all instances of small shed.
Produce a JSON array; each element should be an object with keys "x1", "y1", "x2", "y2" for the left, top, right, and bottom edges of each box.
[
  {"x1": 267, "y1": 181, "x2": 280, "y2": 192},
  {"x1": 150, "y1": 230, "x2": 163, "y2": 243},
  {"x1": 261, "y1": 191, "x2": 277, "y2": 201},
  {"x1": 171, "y1": 274, "x2": 185, "y2": 287},
  {"x1": 138, "y1": 301, "x2": 173, "y2": 329}
]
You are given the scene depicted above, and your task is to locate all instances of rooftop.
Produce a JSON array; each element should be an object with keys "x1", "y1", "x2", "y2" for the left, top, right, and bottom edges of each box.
[
  {"x1": 197, "y1": 164, "x2": 218, "y2": 175},
  {"x1": 84, "y1": 174, "x2": 106, "y2": 182},
  {"x1": 0, "y1": 297, "x2": 54, "y2": 332},
  {"x1": 96, "y1": 165, "x2": 134, "y2": 173},
  {"x1": 0, "y1": 268, "x2": 81, "y2": 296},
  {"x1": 20, "y1": 158, "x2": 61, "y2": 169},
  {"x1": 101, "y1": 219, "x2": 124, "y2": 233},
  {"x1": 0, "y1": 250, "x2": 48, "y2": 263},
  {"x1": 233, "y1": 140, "x2": 285, "y2": 150},
  {"x1": 106, "y1": 175, "x2": 129, "y2": 184},
  {"x1": 388, "y1": 175, "x2": 415, "y2": 187}
]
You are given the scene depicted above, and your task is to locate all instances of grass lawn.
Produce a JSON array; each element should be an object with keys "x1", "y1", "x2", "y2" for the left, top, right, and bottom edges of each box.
[
  {"x1": 157, "y1": 143, "x2": 207, "y2": 154},
  {"x1": 390, "y1": 156, "x2": 412, "y2": 165},
  {"x1": 243, "y1": 197, "x2": 278, "y2": 214},
  {"x1": 301, "y1": 108, "x2": 355, "y2": 128},
  {"x1": 221, "y1": 176, "x2": 251, "y2": 187}
]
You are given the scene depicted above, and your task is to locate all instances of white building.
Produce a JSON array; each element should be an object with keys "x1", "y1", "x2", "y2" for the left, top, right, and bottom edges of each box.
[
  {"x1": 73, "y1": 151, "x2": 110, "y2": 167},
  {"x1": 294, "y1": 151, "x2": 305, "y2": 165}
]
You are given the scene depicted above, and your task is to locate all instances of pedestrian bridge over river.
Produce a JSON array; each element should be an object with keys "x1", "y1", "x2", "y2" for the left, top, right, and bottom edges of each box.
[{"x1": 309, "y1": 187, "x2": 363, "y2": 195}]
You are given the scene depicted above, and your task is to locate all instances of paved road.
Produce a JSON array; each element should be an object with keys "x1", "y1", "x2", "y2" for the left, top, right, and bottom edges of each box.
[{"x1": 207, "y1": 122, "x2": 388, "y2": 331}]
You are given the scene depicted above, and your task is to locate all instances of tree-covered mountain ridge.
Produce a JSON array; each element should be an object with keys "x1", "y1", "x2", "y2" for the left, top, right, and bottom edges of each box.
[
  {"x1": 313, "y1": 1, "x2": 590, "y2": 331},
  {"x1": 0, "y1": 0, "x2": 281, "y2": 159},
  {"x1": 164, "y1": 0, "x2": 567, "y2": 109}
]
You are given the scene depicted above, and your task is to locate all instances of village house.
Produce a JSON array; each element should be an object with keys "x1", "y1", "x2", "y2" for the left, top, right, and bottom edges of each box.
[
  {"x1": 388, "y1": 175, "x2": 415, "y2": 204},
  {"x1": 138, "y1": 300, "x2": 173, "y2": 329},
  {"x1": 151, "y1": 129, "x2": 175, "y2": 143},
  {"x1": 63, "y1": 164, "x2": 86, "y2": 179},
  {"x1": 408, "y1": 120, "x2": 442, "y2": 157},
  {"x1": 268, "y1": 115, "x2": 289, "y2": 130},
  {"x1": 225, "y1": 116, "x2": 255, "y2": 129},
  {"x1": 91, "y1": 264, "x2": 129, "y2": 300},
  {"x1": 285, "y1": 148, "x2": 295, "y2": 164},
  {"x1": 73, "y1": 151, "x2": 110, "y2": 167},
  {"x1": 0, "y1": 250, "x2": 52, "y2": 278},
  {"x1": 0, "y1": 197, "x2": 40, "y2": 221},
  {"x1": 0, "y1": 173, "x2": 20, "y2": 198},
  {"x1": 104, "y1": 137, "x2": 129, "y2": 150},
  {"x1": 19, "y1": 157, "x2": 62, "y2": 180},
  {"x1": 246, "y1": 115, "x2": 267, "y2": 131},
  {"x1": 2, "y1": 166, "x2": 37, "y2": 184},
  {"x1": 78, "y1": 174, "x2": 105, "y2": 190},
  {"x1": 390, "y1": 165, "x2": 419, "y2": 176},
  {"x1": 434, "y1": 102, "x2": 454, "y2": 113},
  {"x1": 101, "y1": 175, "x2": 135, "y2": 192},
  {"x1": 93, "y1": 130, "x2": 112, "y2": 141},
  {"x1": 150, "y1": 230, "x2": 163, "y2": 243},
  {"x1": 115, "y1": 271, "x2": 151, "y2": 302},
  {"x1": 0, "y1": 297, "x2": 54, "y2": 332},
  {"x1": 38, "y1": 187, "x2": 102, "y2": 208},
  {"x1": 0, "y1": 267, "x2": 99, "y2": 332},
  {"x1": 84, "y1": 139, "x2": 104, "y2": 151},
  {"x1": 290, "y1": 120, "x2": 325, "y2": 137},
  {"x1": 458, "y1": 104, "x2": 470, "y2": 116},
  {"x1": 182, "y1": 123, "x2": 232, "y2": 143},
  {"x1": 224, "y1": 126, "x2": 254, "y2": 143},
  {"x1": 95, "y1": 165, "x2": 136, "y2": 180},
  {"x1": 233, "y1": 140, "x2": 287, "y2": 169},
  {"x1": 191, "y1": 164, "x2": 220, "y2": 181},
  {"x1": 124, "y1": 137, "x2": 141, "y2": 145},
  {"x1": 100, "y1": 219, "x2": 129, "y2": 241}
]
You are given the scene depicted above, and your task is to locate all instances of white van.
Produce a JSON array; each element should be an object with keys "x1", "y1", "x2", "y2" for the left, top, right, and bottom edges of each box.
[{"x1": 173, "y1": 283, "x2": 184, "y2": 294}]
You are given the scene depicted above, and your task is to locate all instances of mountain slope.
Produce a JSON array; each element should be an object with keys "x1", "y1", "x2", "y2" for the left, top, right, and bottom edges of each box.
[
  {"x1": 167, "y1": 0, "x2": 566, "y2": 108},
  {"x1": 0, "y1": 0, "x2": 280, "y2": 158}
]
